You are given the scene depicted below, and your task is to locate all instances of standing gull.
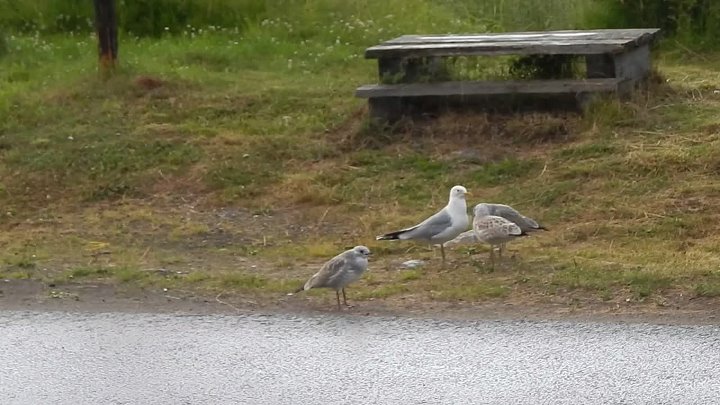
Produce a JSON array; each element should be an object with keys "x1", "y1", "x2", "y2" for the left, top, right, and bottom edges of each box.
[
  {"x1": 293, "y1": 245, "x2": 371, "y2": 310},
  {"x1": 445, "y1": 203, "x2": 547, "y2": 255},
  {"x1": 473, "y1": 203, "x2": 548, "y2": 233},
  {"x1": 473, "y1": 203, "x2": 547, "y2": 256},
  {"x1": 376, "y1": 185, "x2": 469, "y2": 263},
  {"x1": 443, "y1": 229, "x2": 478, "y2": 249},
  {"x1": 473, "y1": 214, "x2": 528, "y2": 268}
]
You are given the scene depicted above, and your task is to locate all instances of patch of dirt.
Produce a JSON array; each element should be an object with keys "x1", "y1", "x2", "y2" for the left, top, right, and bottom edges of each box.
[
  {"x1": 2, "y1": 279, "x2": 719, "y2": 326},
  {"x1": 0, "y1": 195, "x2": 355, "y2": 285},
  {"x1": 86, "y1": 197, "x2": 319, "y2": 250},
  {"x1": 150, "y1": 165, "x2": 209, "y2": 196},
  {"x1": 329, "y1": 110, "x2": 579, "y2": 166},
  {"x1": 326, "y1": 106, "x2": 369, "y2": 150},
  {"x1": 340, "y1": 110, "x2": 535, "y2": 154},
  {"x1": 133, "y1": 75, "x2": 164, "y2": 91},
  {"x1": 401, "y1": 112, "x2": 578, "y2": 146}
]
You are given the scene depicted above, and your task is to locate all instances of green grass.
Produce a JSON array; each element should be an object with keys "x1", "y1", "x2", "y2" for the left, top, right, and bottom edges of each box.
[
  {"x1": 356, "y1": 284, "x2": 410, "y2": 299},
  {"x1": 1, "y1": 270, "x2": 32, "y2": 280},
  {"x1": 5, "y1": 255, "x2": 37, "y2": 269},
  {"x1": 114, "y1": 267, "x2": 148, "y2": 283},
  {"x1": 398, "y1": 270, "x2": 423, "y2": 282},
  {"x1": 435, "y1": 282, "x2": 510, "y2": 300},
  {"x1": 551, "y1": 265, "x2": 616, "y2": 292},
  {"x1": 70, "y1": 267, "x2": 111, "y2": 278},
  {"x1": 2, "y1": 0, "x2": 720, "y2": 312},
  {"x1": 216, "y1": 273, "x2": 267, "y2": 289},
  {"x1": 695, "y1": 282, "x2": 720, "y2": 298},
  {"x1": 472, "y1": 158, "x2": 542, "y2": 187},
  {"x1": 51, "y1": 266, "x2": 144, "y2": 284},
  {"x1": 624, "y1": 270, "x2": 674, "y2": 299},
  {"x1": 185, "y1": 272, "x2": 210, "y2": 283}
]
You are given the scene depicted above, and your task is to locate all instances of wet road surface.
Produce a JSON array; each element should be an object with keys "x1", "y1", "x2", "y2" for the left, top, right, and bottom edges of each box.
[{"x1": 1, "y1": 310, "x2": 719, "y2": 404}]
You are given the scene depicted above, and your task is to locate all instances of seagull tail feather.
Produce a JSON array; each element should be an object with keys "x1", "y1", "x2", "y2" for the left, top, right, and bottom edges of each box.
[{"x1": 376, "y1": 230, "x2": 404, "y2": 241}]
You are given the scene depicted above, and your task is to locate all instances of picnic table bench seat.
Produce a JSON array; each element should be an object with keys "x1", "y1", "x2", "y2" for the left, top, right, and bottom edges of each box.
[{"x1": 355, "y1": 78, "x2": 630, "y2": 98}]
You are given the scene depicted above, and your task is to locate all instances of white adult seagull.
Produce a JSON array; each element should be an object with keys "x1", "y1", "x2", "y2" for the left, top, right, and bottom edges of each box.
[{"x1": 376, "y1": 185, "x2": 470, "y2": 263}]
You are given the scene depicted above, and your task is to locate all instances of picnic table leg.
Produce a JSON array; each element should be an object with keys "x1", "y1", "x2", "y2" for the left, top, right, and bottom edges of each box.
[
  {"x1": 586, "y1": 44, "x2": 651, "y2": 99},
  {"x1": 374, "y1": 57, "x2": 446, "y2": 122},
  {"x1": 405, "y1": 57, "x2": 446, "y2": 82},
  {"x1": 612, "y1": 44, "x2": 651, "y2": 84},
  {"x1": 585, "y1": 54, "x2": 614, "y2": 79},
  {"x1": 586, "y1": 45, "x2": 651, "y2": 81},
  {"x1": 375, "y1": 57, "x2": 423, "y2": 123},
  {"x1": 374, "y1": 58, "x2": 405, "y2": 123},
  {"x1": 378, "y1": 57, "x2": 403, "y2": 83},
  {"x1": 368, "y1": 97, "x2": 402, "y2": 124},
  {"x1": 378, "y1": 56, "x2": 442, "y2": 83}
]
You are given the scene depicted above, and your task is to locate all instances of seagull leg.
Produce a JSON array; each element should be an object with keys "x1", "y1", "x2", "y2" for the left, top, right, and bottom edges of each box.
[
  {"x1": 440, "y1": 244, "x2": 446, "y2": 264},
  {"x1": 335, "y1": 291, "x2": 341, "y2": 310},
  {"x1": 342, "y1": 288, "x2": 349, "y2": 306},
  {"x1": 499, "y1": 243, "x2": 504, "y2": 259},
  {"x1": 489, "y1": 246, "x2": 495, "y2": 270}
]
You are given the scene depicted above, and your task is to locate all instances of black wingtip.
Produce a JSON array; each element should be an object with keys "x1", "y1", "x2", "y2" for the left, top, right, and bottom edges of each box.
[
  {"x1": 538, "y1": 225, "x2": 549, "y2": 231},
  {"x1": 293, "y1": 285, "x2": 304, "y2": 294}
]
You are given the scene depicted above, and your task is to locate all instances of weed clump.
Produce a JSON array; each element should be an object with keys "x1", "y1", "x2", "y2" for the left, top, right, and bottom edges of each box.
[{"x1": 0, "y1": 34, "x2": 6, "y2": 58}]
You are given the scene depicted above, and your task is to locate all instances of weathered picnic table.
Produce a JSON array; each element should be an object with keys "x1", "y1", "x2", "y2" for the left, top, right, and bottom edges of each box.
[{"x1": 356, "y1": 28, "x2": 660, "y2": 121}]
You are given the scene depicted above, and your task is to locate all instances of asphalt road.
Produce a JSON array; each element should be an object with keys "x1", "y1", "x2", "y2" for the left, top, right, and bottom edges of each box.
[{"x1": 2, "y1": 310, "x2": 719, "y2": 404}]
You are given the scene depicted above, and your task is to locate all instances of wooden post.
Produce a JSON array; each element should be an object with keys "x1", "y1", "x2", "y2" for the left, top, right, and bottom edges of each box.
[{"x1": 94, "y1": 0, "x2": 118, "y2": 73}]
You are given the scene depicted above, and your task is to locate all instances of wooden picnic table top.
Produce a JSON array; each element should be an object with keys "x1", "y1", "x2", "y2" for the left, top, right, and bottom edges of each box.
[{"x1": 365, "y1": 28, "x2": 660, "y2": 59}]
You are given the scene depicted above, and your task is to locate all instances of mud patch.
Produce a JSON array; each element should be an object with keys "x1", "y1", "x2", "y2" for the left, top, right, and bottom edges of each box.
[{"x1": 2, "y1": 279, "x2": 720, "y2": 326}]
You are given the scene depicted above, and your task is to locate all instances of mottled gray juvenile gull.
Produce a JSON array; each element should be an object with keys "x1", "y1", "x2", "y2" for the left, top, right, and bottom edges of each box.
[
  {"x1": 473, "y1": 203, "x2": 547, "y2": 256},
  {"x1": 443, "y1": 229, "x2": 478, "y2": 248},
  {"x1": 473, "y1": 203, "x2": 548, "y2": 233},
  {"x1": 473, "y1": 214, "x2": 528, "y2": 267},
  {"x1": 293, "y1": 245, "x2": 371, "y2": 310},
  {"x1": 376, "y1": 185, "x2": 469, "y2": 263}
]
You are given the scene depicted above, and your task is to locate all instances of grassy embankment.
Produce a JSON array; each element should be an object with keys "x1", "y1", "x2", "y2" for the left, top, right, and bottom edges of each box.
[{"x1": 2, "y1": 0, "x2": 720, "y2": 310}]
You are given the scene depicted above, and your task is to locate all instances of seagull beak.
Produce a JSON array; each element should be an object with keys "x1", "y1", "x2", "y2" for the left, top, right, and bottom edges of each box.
[{"x1": 464, "y1": 191, "x2": 471, "y2": 195}]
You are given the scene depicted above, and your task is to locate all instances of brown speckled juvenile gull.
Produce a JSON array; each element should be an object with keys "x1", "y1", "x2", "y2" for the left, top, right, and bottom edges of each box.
[
  {"x1": 445, "y1": 203, "x2": 546, "y2": 254},
  {"x1": 473, "y1": 215, "x2": 528, "y2": 267},
  {"x1": 443, "y1": 229, "x2": 477, "y2": 248},
  {"x1": 473, "y1": 203, "x2": 547, "y2": 256}
]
